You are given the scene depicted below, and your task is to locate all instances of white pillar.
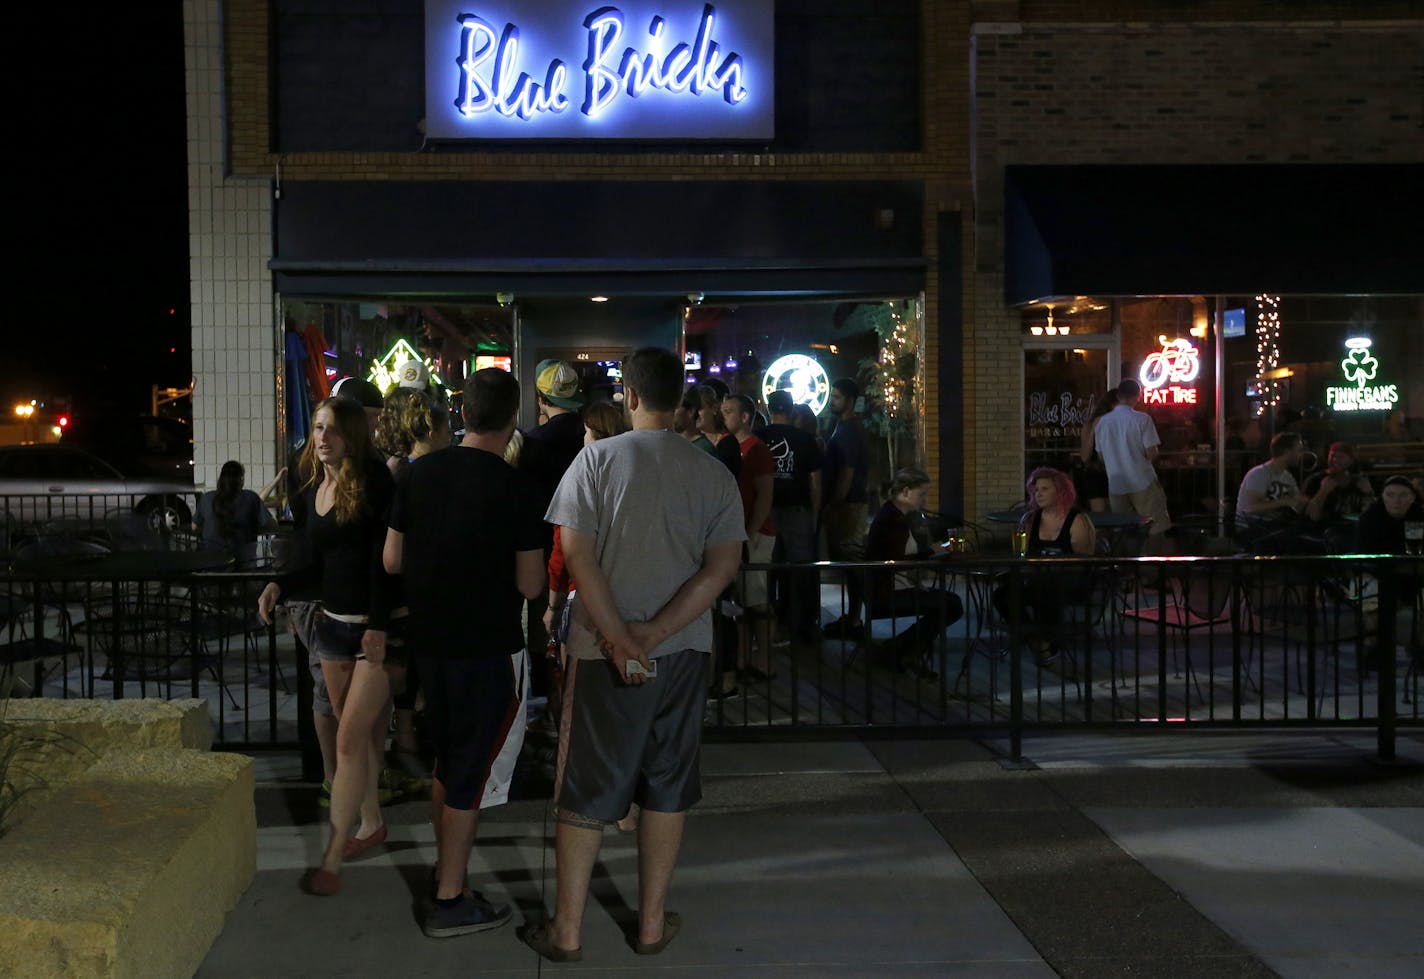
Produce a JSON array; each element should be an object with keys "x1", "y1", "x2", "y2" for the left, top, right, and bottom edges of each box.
[{"x1": 183, "y1": 0, "x2": 278, "y2": 491}]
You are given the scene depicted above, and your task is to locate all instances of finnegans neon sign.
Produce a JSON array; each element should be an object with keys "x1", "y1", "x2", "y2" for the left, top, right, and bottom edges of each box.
[
  {"x1": 1326, "y1": 337, "x2": 1399, "y2": 412},
  {"x1": 1139, "y1": 336, "x2": 1200, "y2": 406},
  {"x1": 425, "y1": 1, "x2": 774, "y2": 139}
]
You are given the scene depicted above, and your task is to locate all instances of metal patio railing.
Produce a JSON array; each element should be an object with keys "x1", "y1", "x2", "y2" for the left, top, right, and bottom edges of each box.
[{"x1": 4, "y1": 543, "x2": 1420, "y2": 761}]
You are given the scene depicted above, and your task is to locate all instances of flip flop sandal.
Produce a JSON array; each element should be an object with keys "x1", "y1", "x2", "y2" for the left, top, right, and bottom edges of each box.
[
  {"x1": 632, "y1": 911, "x2": 682, "y2": 955},
  {"x1": 521, "y1": 923, "x2": 582, "y2": 963}
]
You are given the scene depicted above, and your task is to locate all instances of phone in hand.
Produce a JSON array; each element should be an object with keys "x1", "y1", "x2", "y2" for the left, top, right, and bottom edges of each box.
[{"x1": 625, "y1": 658, "x2": 658, "y2": 679}]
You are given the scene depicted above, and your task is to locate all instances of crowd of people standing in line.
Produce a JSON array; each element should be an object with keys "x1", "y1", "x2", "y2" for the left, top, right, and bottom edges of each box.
[
  {"x1": 252, "y1": 348, "x2": 963, "y2": 952},
  {"x1": 241, "y1": 348, "x2": 1420, "y2": 951}
]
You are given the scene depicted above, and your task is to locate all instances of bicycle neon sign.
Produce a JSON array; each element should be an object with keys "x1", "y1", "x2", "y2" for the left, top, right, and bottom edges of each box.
[{"x1": 1139, "y1": 336, "x2": 1200, "y2": 406}]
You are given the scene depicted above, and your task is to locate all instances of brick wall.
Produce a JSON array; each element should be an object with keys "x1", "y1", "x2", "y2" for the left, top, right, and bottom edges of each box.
[{"x1": 970, "y1": 18, "x2": 1424, "y2": 516}]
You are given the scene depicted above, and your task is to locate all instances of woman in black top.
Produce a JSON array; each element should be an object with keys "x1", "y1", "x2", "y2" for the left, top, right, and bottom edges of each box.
[
  {"x1": 257, "y1": 396, "x2": 397, "y2": 896},
  {"x1": 864, "y1": 469, "x2": 965, "y2": 680},
  {"x1": 375, "y1": 389, "x2": 452, "y2": 754},
  {"x1": 993, "y1": 467, "x2": 1097, "y2": 665}
]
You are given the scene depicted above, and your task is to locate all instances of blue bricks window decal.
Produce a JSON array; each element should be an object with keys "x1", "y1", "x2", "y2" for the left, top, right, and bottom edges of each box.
[{"x1": 426, "y1": 0, "x2": 773, "y2": 139}]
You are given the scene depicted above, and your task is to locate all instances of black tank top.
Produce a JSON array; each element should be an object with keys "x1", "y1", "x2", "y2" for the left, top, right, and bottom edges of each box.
[{"x1": 1029, "y1": 506, "x2": 1083, "y2": 557}]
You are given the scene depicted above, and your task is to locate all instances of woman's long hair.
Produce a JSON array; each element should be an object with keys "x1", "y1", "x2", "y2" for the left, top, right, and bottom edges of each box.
[
  {"x1": 1091, "y1": 390, "x2": 1119, "y2": 420},
  {"x1": 694, "y1": 384, "x2": 728, "y2": 434},
  {"x1": 298, "y1": 397, "x2": 375, "y2": 524},
  {"x1": 214, "y1": 460, "x2": 244, "y2": 540},
  {"x1": 882, "y1": 467, "x2": 931, "y2": 503},
  {"x1": 376, "y1": 388, "x2": 448, "y2": 459},
  {"x1": 1026, "y1": 466, "x2": 1077, "y2": 514},
  {"x1": 583, "y1": 401, "x2": 630, "y2": 441}
]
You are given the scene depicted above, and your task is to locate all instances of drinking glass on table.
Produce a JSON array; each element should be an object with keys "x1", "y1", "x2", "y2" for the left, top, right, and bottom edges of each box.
[
  {"x1": 1406, "y1": 521, "x2": 1424, "y2": 556},
  {"x1": 1012, "y1": 529, "x2": 1030, "y2": 557}
]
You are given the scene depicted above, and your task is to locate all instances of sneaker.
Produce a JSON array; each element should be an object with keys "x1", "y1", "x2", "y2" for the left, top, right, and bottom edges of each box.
[
  {"x1": 379, "y1": 767, "x2": 429, "y2": 805},
  {"x1": 422, "y1": 892, "x2": 513, "y2": 939}
]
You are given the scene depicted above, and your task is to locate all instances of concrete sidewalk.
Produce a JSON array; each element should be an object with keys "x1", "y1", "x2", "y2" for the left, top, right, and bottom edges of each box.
[{"x1": 199, "y1": 731, "x2": 1424, "y2": 978}]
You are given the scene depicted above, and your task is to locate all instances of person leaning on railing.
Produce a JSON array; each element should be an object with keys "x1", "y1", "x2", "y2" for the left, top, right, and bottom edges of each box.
[
  {"x1": 864, "y1": 468, "x2": 965, "y2": 681},
  {"x1": 992, "y1": 467, "x2": 1097, "y2": 667}
]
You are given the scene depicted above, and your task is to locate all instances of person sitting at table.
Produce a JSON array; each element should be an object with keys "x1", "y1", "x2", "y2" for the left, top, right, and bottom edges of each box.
[
  {"x1": 992, "y1": 467, "x2": 1096, "y2": 666},
  {"x1": 1354, "y1": 476, "x2": 1423, "y2": 660},
  {"x1": 194, "y1": 460, "x2": 278, "y2": 559},
  {"x1": 864, "y1": 468, "x2": 965, "y2": 680},
  {"x1": 1302, "y1": 441, "x2": 1376, "y2": 538},
  {"x1": 1234, "y1": 432, "x2": 1325, "y2": 554}
]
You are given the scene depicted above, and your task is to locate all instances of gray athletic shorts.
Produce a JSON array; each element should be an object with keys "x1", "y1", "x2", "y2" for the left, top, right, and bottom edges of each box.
[{"x1": 554, "y1": 648, "x2": 707, "y2": 823}]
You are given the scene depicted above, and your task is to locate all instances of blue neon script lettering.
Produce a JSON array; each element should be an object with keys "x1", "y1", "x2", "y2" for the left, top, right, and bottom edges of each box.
[
  {"x1": 584, "y1": 5, "x2": 747, "y2": 117},
  {"x1": 452, "y1": 5, "x2": 749, "y2": 123},
  {"x1": 456, "y1": 15, "x2": 570, "y2": 119}
]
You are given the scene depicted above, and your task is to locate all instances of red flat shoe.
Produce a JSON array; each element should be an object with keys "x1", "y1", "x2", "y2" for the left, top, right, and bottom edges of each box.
[
  {"x1": 342, "y1": 824, "x2": 389, "y2": 860},
  {"x1": 302, "y1": 868, "x2": 342, "y2": 896}
]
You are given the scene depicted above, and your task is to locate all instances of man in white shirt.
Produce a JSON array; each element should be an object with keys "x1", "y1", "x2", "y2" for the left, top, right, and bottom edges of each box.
[
  {"x1": 1234, "y1": 431, "x2": 1324, "y2": 553},
  {"x1": 1091, "y1": 378, "x2": 1172, "y2": 550}
]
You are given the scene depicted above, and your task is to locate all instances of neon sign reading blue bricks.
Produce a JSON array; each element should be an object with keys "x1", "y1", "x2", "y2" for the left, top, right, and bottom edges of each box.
[{"x1": 426, "y1": 0, "x2": 773, "y2": 139}]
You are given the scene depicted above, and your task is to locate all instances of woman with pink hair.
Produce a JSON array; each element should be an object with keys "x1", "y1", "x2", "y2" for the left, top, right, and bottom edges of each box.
[{"x1": 992, "y1": 467, "x2": 1096, "y2": 665}]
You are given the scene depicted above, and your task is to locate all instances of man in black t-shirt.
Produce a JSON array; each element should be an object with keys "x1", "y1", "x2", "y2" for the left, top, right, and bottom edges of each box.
[
  {"x1": 384, "y1": 368, "x2": 545, "y2": 939},
  {"x1": 761, "y1": 390, "x2": 824, "y2": 642},
  {"x1": 821, "y1": 378, "x2": 870, "y2": 636}
]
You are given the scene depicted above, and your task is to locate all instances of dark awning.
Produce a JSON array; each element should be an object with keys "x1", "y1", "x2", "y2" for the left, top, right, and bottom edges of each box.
[
  {"x1": 272, "y1": 180, "x2": 925, "y2": 299},
  {"x1": 1004, "y1": 164, "x2": 1424, "y2": 305}
]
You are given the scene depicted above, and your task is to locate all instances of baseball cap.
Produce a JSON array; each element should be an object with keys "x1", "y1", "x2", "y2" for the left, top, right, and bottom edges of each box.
[
  {"x1": 331, "y1": 376, "x2": 384, "y2": 410},
  {"x1": 535, "y1": 359, "x2": 584, "y2": 409},
  {"x1": 767, "y1": 390, "x2": 794, "y2": 415},
  {"x1": 395, "y1": 359, "x2": 430, "y2": 390}
]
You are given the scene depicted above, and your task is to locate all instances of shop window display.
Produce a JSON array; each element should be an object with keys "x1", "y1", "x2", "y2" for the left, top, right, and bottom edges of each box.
[
  {"x1": 280, "y1": 299, "x2": 513, "y2": 451},
  {"x1": 685, "y1": 297, "x2": 926, "y2": 495}
]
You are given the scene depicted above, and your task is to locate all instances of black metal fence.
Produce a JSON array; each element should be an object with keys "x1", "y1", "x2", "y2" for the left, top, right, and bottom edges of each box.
[
  {"x1": 4, "y1": 543, "x2": 1420, "y2": 761},
  {"x1": 1, "y1": 491, "x2": 204, "y2": 550},
  {"x1": 1, "y1": 554, "x2": 288, "y2": 749},
  {"x1": 711, "y1": 554, "x2": 1422, "y2": 761}
]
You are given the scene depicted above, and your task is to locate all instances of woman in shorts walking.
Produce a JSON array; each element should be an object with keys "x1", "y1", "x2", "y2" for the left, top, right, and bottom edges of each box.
[{"x1": 258, "y1": 396, "x2": 398, "y2": 895}]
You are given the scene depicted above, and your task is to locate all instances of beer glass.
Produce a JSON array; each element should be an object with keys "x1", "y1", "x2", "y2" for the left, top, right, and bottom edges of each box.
[
  {"x1": 1406, "y1": 521, "x2": 1424, "y2": 556},
  {"x1": 1012, "y1": 529, "x2": 1030, "y2": 557}
]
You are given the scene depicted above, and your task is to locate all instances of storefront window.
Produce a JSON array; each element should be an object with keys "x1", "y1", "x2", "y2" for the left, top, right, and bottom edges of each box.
[
  {"x1": 686, "y1": 297, "x2": 926, "y2": 490},
  {"x1": 279, "y1": 298, "x2": 513, "y2": 452}
]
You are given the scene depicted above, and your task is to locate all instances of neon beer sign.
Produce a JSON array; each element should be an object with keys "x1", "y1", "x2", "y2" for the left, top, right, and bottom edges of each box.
[
  {"x1": 1326, "y1": 337, "x2": 1399, "y2": 412},
  {"x1": 763, "y1": 354, "x2": 830, "y2": 416},
  {"x1": 1139, "y1": 336, "x2": 1200, "y2": 406},
  {"x1": 425, "y1": 0, "x2": 774, "y2": 139}
]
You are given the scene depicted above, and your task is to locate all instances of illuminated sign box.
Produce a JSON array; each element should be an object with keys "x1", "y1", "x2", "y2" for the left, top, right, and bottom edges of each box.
[
  {"x1": 1139, "y1": 336, "x2": 1200, "y2": 407},
  {"x1": 425, "y1": 0, "x2": 775, "y2": 140}
]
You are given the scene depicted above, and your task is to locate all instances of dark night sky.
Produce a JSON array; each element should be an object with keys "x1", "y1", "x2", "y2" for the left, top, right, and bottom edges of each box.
[{"x1": 10, "y1": 4, "x2": 191, "y2": 415}]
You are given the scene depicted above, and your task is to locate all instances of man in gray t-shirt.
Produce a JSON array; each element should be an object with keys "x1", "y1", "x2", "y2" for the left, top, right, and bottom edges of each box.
[{"x1": 528, "y1": 348, "x2": 743, "y2": 963}]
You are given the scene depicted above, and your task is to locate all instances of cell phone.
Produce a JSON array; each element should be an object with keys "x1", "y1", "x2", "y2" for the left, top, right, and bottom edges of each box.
[{"x1": 625, "y1": 659, "x2": 658, "y2": 679}]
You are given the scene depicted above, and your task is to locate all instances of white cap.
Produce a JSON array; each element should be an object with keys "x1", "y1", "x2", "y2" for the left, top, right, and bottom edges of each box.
[{"x1": 396, "y1": 359, "x2": 430, "y2": 389}]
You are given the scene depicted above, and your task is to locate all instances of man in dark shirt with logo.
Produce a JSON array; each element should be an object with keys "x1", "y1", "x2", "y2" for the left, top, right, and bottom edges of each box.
[
  {"x1": 821, "y1": 378, "x2": 870, "y2": 637},
  {"x1": 384, "y1": 368, "x2": 545, "y2": 939},
  {"x1": 761, "y1": 390, "x2": 824, "y2": 643}
]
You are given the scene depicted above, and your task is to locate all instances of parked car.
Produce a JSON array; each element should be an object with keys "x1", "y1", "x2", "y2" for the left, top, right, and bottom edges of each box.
[
  {"x1": 63, "y1": 414, "x2": 195, "y2": 483},
  {"x1": 0, "y1": 444, "x2": 196, "y2": 536}
]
